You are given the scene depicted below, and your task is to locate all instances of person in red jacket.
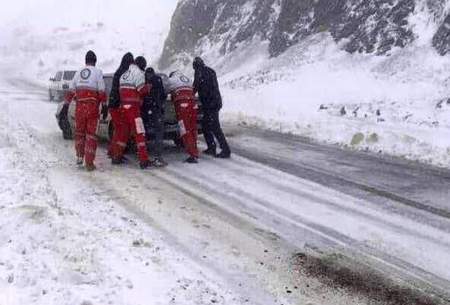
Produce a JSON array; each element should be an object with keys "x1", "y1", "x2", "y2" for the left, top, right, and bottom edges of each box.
[
  {"x1": 110, "y1": 58, "x2": 151, "y2": 169},
  {"x1": 107, "y1": 52, "x2": 134, "y2": 159},
  {"x1": 64, "y1": 50, "x2": 106, "y2": 171},
  {"x1": 166, "y1": 71, "x2": 199, "y2": 164}
]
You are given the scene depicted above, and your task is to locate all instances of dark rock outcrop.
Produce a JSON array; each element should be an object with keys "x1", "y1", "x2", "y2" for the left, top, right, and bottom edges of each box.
[
  {"x1": 433, "y1": 14, "x2": 450, "y2": 55},
  {"x1": 159, "y1": 0, "x2": 448, "y2": 69}
]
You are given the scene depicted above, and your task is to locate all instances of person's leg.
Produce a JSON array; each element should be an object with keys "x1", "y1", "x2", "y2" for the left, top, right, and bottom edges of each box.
[
  {"x1": 74, "y1": 104, "x2": 88, "y2": 162},
  {"x1": 108, "y1": 108, "x2": 120, "y2": 157},
  {"x1": 111, "y1": 108, "x2": 129, "y2": 163},
  {"x1": 131, "y1": 107, "x2": 150, "y2": 164},
  {"x1": 202, "y1": 110, "x2": 216, "y2": 154},
  {"x1": 176, "y1": 101, "x2": 199, "y2": 159},
  {"x1": 185, "y1": 102, "x2": 199, "y2": 158},
  {"x1": 152, "y1": 105, "x2": 164, "y2": 159},
  {"x1": 210, "y1": 110, "x2": 230, "y2": 156},
  {"x1": 84, "y1": 104, "x2": 100, "y2": 169}
]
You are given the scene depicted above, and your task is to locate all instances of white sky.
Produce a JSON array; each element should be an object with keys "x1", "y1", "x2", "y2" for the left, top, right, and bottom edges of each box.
[{"x1": 0, "y1": 0, "x2": 178, "y2": 35}]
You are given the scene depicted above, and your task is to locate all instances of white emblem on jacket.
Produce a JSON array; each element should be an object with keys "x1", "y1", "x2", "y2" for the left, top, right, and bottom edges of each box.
[
  {"x1": 166, "y1": 71, "x2": 192, "y2": 93},
  {"x1": 70, "y1": 66, "x2": 105, "y2": 92},
  {"x1": 120, "y1": 64, "x2": 145, "y2": 89}
]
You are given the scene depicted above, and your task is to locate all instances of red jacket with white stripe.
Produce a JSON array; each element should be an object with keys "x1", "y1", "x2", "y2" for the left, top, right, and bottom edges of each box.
[
  {"x1": 64, "y1": 65, "x2": 106, "y2": 105},
  {"x1": 166, "y1": 71, "x2": 195, "y2": 103},
  {"x1": 119, "y1": 64, "x2": 150, "y2": 106}
]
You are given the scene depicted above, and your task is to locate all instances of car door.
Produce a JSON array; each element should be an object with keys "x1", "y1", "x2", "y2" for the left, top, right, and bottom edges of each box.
[
  {"x1": 96, "y1": 75, "x2": 113, "y2": 139},
  {"x1": 50, "y1": 72, "x2": 58, "y2": 92}
]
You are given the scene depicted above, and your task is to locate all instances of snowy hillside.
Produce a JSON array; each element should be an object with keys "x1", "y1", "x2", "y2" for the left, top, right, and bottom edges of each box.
[
  {"x1": 0, "y1": 0, "x2": 177, "y2": 80},
  {"x1": 160, "y1": 0, "x2": 450, "y2": 167}
]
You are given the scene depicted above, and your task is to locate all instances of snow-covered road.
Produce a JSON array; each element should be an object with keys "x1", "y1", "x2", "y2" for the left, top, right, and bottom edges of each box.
[{"x1": 1, "y1": 71, "x2": 450, "y2": 305}]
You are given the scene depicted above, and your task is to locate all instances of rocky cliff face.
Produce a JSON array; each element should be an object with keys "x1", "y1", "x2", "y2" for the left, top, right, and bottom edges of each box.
[{"x1": 159, "y1": 0, "x2": 450, "y2": 69}]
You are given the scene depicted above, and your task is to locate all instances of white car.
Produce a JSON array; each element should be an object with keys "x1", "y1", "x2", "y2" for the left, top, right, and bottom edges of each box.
[{"x1": 48, "y1": 70, "x2": 76, "y2": 102}]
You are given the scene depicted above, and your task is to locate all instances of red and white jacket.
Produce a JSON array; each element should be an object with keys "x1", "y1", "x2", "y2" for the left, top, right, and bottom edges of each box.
[
  {"x1": 119, "y1": 64, "x2": 150, "y2": 106},
  {"x1": 166, "y1": 71, "x2": 195, "y2": 103},
  {"x1": 65, "y1": 65, "x2": 106, "y2": 105}
]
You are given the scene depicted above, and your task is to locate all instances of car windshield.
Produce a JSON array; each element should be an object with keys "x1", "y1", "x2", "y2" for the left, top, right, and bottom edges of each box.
[
  {"x1": 55, "y1": 72, "x2": 62, "y2": 81},
  {"x1": 63, "y1": 71, "x2": 76, "y2": 81}
]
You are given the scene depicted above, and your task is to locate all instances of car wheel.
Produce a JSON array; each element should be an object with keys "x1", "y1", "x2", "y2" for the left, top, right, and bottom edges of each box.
[{"x1": 56, "y1": 91, "x2": 64, "y2": 103}]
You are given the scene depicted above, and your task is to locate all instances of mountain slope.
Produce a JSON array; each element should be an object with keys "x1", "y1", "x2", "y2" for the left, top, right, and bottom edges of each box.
[
  {"x1": 160, "y1": 0, "x2": 450, "y2": 68},
  {"x1": 159, "y1": 0, "x2": 450, "y2": 168}
]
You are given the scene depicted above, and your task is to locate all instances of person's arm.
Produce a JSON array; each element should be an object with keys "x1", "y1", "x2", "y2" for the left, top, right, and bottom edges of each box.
[
  {"x1": 193, "y1": 69, "x2": 200, "y2": 95},
  {"x1": 212, "y1": 69, "x2": 221, "y2": 97},
  {"x1": 159, "y1": 78, "x2": 167, "y2": 101},
  {"x1": 108, "y1": 73, "x2": 120, "y2": 108}
]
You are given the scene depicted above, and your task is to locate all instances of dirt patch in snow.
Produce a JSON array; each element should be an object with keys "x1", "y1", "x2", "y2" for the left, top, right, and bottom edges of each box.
[{"x1": 291, "y1": 252, "x2": 446, "y2": 305}]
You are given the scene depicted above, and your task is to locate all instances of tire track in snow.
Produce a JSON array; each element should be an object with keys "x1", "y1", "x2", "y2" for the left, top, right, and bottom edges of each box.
[
  {"x1": 155, "y1": 159, "x2": 450, "y2": 302},
  {"x1": 231, "y1": 144, "x2": 450, "y2": 221}
]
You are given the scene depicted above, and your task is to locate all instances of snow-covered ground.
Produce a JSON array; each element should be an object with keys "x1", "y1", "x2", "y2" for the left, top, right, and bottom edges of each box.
[
  {"x1": 0, "y1": 68, "x2": 251, "y2": 305},
  {"x1": 219, "y1": 34, "x2": 450, "y2": 168},
  {"x1": 1, "y1": 2, "x2": 450, "y2": 304},
  {"x1": 2, "y1": 66, "x2": 450, "y2": 304},
  {"x1": 0, "y1": 64, "x2": 372, "y2": 305}
]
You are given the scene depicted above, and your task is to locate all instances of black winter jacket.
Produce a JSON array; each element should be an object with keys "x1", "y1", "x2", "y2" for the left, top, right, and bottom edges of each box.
[
  {"x1": 193, "y1": 66, "x2": 222, "y2": 111},
  {"x1": 143, "y1": 74, "x2": 167, "y2": 113},
  {"x1": 108, "y1": 71, "x2": 122, "y2": 109}
]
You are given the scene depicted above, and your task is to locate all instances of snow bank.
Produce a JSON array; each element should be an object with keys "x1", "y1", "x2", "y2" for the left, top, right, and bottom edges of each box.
[{"x1": 202, "y1": 7, "x2": 450, "y2": 168}]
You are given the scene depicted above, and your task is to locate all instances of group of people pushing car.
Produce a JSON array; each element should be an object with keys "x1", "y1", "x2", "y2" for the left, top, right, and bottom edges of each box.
[{"x1": 64, "y1": 50, "x2": 231, "y2": 171}]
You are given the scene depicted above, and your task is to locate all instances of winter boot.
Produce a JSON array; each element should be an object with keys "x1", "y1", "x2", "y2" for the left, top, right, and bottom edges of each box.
[
  {"x1": 76, "y1": 157, "x2": 84, "y2": 166},
  {"x1": 203, "y1": 148, "x2": 216, "y2": 156},
  {"x1": 184, "y1": 156, "x2": 198, "y2": 164},
  {"x1": 85, "y1": 163, "x2": 96, "y2": 172},
  {"x1": 153, "y1": 158, "x2": 168, "y2": 168},
  {"x1": 111, "y1": 158, "x2": 123, "y2": 165},
  {"x1": 216, "y1": 151, "x2": 231, "y2": 159},
  {"x1": 140, "y1": 160, "x2": 151, "y2": 170}
]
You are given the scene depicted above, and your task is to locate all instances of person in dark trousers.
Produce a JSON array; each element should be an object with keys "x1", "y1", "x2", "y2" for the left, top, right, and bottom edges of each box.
[
  {"x1": 143, "y1": 67, "x2": 168, "y2": 167},
  {"x1": 193, "y1": 57, "x2": 230, "y2": 158},
  {"x1": 107, "y1": 52, "x2": 134, "y2": 160}
]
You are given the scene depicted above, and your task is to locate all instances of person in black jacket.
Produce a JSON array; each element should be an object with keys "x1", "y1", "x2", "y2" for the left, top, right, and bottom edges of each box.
[
  {"x1": 193, "y1": 57, "x2": 230, "y2": 158},
  {"x1": 143, "y1": 67, "x2": 168, "y2": 167},
  {"x1": 107, "y1": 52, "x2": 134, "y2": 160}
]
